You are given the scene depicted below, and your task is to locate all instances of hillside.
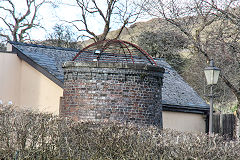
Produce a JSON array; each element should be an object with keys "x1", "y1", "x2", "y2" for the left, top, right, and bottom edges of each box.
[{"x1": 80, "y1": 18, "x2": 176, "y2": 46}]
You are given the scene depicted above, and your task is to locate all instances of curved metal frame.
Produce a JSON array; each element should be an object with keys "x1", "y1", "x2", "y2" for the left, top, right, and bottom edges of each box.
[{"x1": 72, "y1": 39, "x2": 157, "y2": 65}]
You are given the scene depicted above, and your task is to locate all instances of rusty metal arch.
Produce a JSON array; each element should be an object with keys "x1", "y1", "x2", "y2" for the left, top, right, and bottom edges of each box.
[{"x1": 73, "y1": 39, "x2": 157, "y2": 65}]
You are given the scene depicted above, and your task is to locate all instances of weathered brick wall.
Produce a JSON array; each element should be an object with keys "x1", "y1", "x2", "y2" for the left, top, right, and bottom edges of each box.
[{"x1": 60, "y1": 62, "x2": 164, "y2": 127}]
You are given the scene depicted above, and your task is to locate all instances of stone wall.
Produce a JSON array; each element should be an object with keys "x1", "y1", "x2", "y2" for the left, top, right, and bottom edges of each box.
[{"x1": 60, "y1": 61, "x2": 164, "y2": 127}]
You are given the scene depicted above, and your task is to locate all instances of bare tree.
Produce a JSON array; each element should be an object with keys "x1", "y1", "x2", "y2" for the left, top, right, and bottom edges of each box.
[
  {"x1": 42, "y1": 24, "x2": 81, "y2": 49},
  {"x1": 138, "y1": 30, "x2": 188, "y2": 73},
  {"x1": 143, "y1": 0, "x2": 240, "y2": 137},
  {"x1": 0, "y1": 0, "x2": 48, "y2": 42},
  {"x1": 65, "y1": 0, "x2": 143, "y2": 42},
  {"x1": 204, "y1": 0, "x2": 240, "y2": 28}
]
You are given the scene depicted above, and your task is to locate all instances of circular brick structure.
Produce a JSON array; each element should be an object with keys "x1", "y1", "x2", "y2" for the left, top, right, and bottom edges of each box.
[{"x1": 60, "y1": 61, "x2": 164, "y2": 127}]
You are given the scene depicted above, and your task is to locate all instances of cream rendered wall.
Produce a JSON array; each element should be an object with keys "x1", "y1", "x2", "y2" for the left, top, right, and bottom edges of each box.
[
  {"x1": 19, "y1": 61, "x2": 63, "y2": 114},
  {"x1": 0, "y1": 52, "x2": 63, "y2": 114},
  {"x1": 162, "y1": 111, "x2": 206, "y2": 133},
  {"x1": 0, "y1": 53, "x2": 21, "y2": 105}
]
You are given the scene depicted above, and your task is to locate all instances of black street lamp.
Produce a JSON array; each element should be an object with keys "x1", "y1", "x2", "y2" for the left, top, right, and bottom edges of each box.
[{"x1": 204, "y1": 59, "x2": 220, "y2": 134}]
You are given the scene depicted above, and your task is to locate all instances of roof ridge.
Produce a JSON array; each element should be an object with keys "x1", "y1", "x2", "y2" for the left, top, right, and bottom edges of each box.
[{"x1": 9, "y1": 41, "x2": 79, "y2": 52}]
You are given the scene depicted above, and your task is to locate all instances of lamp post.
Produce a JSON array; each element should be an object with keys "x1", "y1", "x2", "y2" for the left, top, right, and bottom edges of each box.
[{"x1": 204, "y1": 59, "x2": 220, "y2": 134}]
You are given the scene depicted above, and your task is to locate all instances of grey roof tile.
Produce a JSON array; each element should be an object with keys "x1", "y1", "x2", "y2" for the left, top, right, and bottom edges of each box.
[
  {"x1": 10, "y1": 41, "x2": 209, "y2": 110},
  {"x1": 155, "y1": 58, "x2": 208, "y2": 109}
]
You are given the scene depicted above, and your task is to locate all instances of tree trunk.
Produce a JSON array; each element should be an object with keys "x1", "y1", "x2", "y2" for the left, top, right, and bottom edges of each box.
[{"x1": 235, "y1": 96, "x2": 240, "y2": 140}]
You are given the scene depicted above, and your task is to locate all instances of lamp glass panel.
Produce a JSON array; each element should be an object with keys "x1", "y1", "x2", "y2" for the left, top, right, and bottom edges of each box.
[
  {"x1": 204, "y1": 69, "x2": 214, "y2": 85},
  {"x1": 213, "y1": 70, "x2": 220, "y2": 84},
  {"x1": 204, "y1": 69, "x2": 220, "y2": 85}
]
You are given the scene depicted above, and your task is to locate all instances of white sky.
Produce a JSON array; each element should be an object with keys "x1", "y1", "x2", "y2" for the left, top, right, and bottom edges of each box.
[
  {"x1": 0, "y1": 0, "x2": 238, "y2": 42},
  {"x1": 0, "y1": 0, "x2": 151, "y2": 41},
  {"x1": 28, "y1": 0, "x2": 92, "y2": 40}
]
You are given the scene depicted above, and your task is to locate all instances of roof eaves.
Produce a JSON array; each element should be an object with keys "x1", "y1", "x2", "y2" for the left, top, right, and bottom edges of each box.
[
  {"x1": 12, "y1": 46, "x2": 64, "y2": 88},
  {"x1": 9, "y1": 41, "x2": 79, "y2": 52},
  {"x1": 162, "y1": 103, "x2": 209, "y2": 114}
]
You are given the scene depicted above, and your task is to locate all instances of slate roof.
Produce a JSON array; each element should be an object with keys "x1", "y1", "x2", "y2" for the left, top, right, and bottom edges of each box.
[
  {"x1": 10, "y1": 41, "x2": 209, "y2": 113},
  {"x1": 155, "y1": 59, "x2": 209, "y2": 113}
]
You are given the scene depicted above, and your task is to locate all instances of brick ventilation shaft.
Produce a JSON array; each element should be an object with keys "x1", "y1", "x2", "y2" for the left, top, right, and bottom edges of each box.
[{"x1": 59, "y1": 40, "x2": 165, "y2": 128}]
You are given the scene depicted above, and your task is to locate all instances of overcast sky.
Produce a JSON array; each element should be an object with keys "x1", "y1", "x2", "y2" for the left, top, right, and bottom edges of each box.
[
  {"x1": 0, "y1": 0, "x2": 104, "y2": 40},
  {"x1": 30, "y1": 0, "x2": 93, "y2": 41},
  {"x1": 0, "y1": 0, "x2": 150, "y2": 41}
]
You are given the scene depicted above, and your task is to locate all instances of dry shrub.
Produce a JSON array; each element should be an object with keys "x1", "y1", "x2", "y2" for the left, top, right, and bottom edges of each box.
[{"x1": 1, "y1": 104, "x2": 240, "y2": 159}]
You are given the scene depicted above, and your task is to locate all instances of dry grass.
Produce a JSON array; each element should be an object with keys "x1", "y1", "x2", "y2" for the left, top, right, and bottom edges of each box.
[{"x1": 1, "y1": 104, "x2": 240, "y2": 159}]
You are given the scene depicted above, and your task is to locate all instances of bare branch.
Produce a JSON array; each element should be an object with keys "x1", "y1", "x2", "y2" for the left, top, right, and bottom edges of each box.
[
  {"x1": 0, "y1": 0, "x2": 47, "y2": 42},
  {"x1": 203, "y1": 0, "x2": 240, "y2": 26},
  {"x1": 0, "y1": 17, "x2": 13, "y2": 32},
  {"x1": 0, "y1": 33, "x2": 10, "y2": 41},
  {"x1": 92, "y1": 0, "x2": 107, "y2": 22},
  {"x1": 114, "y1": 19, "x2": 128, "y2": 39},
  {"x1": 70, "y1": 0, "x2": 142, "y2": 42},
  {"x1": 220, "y1": 74, "x2": 239, "y2": 97}
]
